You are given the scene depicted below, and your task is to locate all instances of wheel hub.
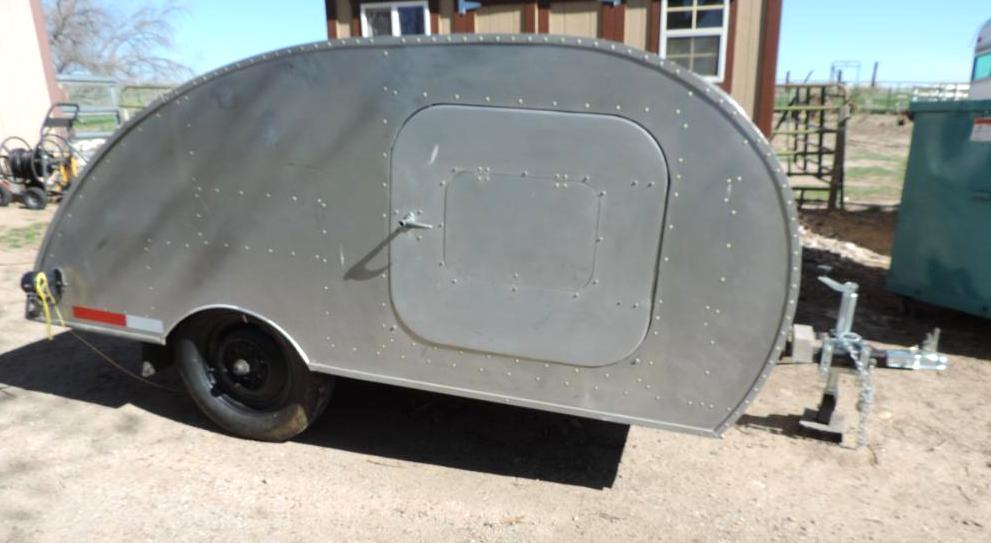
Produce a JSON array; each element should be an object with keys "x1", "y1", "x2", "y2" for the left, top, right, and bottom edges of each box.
[
  {"x1": 232, "y1": 358, "x2": 251, "y2": 376},
  {"x1": 210, "y1": 328, "x2": 290, "y2": 410}
]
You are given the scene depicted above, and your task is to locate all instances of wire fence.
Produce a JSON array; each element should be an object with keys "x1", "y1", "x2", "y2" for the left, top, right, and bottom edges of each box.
[{"x1": 776, "y1": 81, "x2": 971, "y2": 114}]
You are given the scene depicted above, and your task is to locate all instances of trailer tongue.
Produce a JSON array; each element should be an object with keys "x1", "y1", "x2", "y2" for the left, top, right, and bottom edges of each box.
[{"x1": 24, "y1": 35, "x2": 804, "y2": 441}]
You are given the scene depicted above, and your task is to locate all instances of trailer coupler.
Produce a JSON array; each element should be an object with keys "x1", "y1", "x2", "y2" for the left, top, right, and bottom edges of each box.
[{"x1": 791, "y1": 276, "x2": 948, "y2": 447}]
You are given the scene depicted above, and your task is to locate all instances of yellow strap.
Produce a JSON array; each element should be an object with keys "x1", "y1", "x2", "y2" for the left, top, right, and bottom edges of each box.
[
  {"x1": 33, "y1": 272, "x2": 64, "y2": 340},
  {"x1": 59, "y1": 162, "x2": 69, "y2": 185}
]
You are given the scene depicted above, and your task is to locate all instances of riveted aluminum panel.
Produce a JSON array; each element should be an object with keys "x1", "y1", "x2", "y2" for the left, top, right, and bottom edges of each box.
[
  {"x1": 33, "y1": 35, "x2": 800, "y2": 437},
  {"x1": 391, "y1": 106, "x2": 667, "y2": 366}
]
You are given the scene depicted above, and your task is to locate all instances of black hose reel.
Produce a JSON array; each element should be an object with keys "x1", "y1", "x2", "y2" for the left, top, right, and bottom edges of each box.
[{"x1": 6, "y1": 146, "x2": 55, "y2": 184}]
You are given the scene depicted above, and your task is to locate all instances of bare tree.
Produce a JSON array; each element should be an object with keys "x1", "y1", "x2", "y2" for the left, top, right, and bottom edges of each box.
[{"x1": 45, "y1": 0, "x2": 190, "y2": 82}]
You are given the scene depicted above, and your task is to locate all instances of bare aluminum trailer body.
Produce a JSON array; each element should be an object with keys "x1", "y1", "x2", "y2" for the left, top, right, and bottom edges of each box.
[{"x1": 27, "y1": 36, "x2": 800, "y2": 437}]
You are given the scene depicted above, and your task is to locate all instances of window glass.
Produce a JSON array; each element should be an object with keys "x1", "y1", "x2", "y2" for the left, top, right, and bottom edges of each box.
[
  {"x1": 397, "y1": 6, "x2": 424, "y2": 35},
  {"x1": 975, "y1": 52, "x2": 991, "y2": 81},
  {"x1": 366, "y1": 8, "x2": 392, "y2": 36},
  {"x1": 668, "y1": 55, "x2": 691, "y2": 72},
  {"x1": 693, "y1": 35, "x2": 719, "y2": 56},
  {"x1": 667, "y1": 11, "x2": 693, "y2": 30},
  {"x1": 697, "y1": 8, "x2": 723, "y2": 28},
  {"x1": 362, "y1": 2, "x2": 429, "y2": 37},
  {"x1": 667, "y1": 38, "x2": 692, "y2": 56},
  {"x1": 662, "y1": 1, "x2": 726, "y2": 80},
  {"x1": 666, "y1": 36, "x2": 720, "y2": 76},
  {"x1": 692, "y1": 55, "x2": 718, "y2": 76}
]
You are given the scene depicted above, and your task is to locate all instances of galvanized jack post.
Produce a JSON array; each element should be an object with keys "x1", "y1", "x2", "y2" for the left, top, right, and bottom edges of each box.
[
  {"x1": 799, "y1": 277, "x2": 871, "y2": 444},
  {"x1": 798, "y1": 276, "x2": 948, "y2": 447}
]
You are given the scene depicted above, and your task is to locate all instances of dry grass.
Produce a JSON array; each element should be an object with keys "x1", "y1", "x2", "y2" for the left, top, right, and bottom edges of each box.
[
  {"x1": 0, "y1": 222, "x2": 48, "y2": 250},
  {"x1": 777, "y1": 114, "x2": 913, "y2": 206}
]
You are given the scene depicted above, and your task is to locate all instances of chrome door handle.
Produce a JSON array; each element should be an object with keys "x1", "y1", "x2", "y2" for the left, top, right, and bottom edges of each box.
[{"x1": 398, "y1": 211, "x2": 433, "y2": 230}]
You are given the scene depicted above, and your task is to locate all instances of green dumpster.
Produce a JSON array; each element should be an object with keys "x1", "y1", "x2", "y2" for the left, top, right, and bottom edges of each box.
[{"x1": 887, "y1": 99, "x2": 991, "y2": 317}]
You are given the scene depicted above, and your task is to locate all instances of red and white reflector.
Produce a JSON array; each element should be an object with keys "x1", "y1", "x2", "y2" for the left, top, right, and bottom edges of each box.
[{"x1": 73, "y1": 306, "x2": 164, "y2": 334}]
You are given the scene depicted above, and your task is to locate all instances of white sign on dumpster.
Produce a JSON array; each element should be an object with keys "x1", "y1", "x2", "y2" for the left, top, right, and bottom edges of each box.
[{"x1": 971, "y1": 117, "x2": 991, "y2": 141}]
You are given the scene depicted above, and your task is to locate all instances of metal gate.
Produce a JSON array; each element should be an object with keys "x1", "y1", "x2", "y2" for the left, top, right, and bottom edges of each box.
[{"x1": 771, "y1": 83, "x2": 850, "y2": 209}]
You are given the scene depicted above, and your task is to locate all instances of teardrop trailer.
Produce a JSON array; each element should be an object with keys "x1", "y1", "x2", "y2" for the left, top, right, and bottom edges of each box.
[{"x1": 19, "y1": 36, "x2": 946, "y2": 444}]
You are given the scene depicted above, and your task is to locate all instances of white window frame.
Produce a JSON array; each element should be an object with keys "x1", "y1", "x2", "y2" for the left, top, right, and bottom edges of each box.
[
  {"x1": 659, "y1": 0, "x2": 730, "y2": 83},
  {"x1": 360, "y1": 1, "x2": 432, "y2": 38}
]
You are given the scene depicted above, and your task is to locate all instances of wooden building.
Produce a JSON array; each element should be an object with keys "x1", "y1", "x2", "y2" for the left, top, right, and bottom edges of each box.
[
  {"x1": 324, "y1": 0, "x2": 782, "y2": 135},
  {"x1": 0, "y1": 0, "x2": 59, "y2": 140}
]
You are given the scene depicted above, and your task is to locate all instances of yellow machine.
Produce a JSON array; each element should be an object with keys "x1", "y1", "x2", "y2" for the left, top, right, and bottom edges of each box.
[{"x1": 0, "y1": 103, "x2": 82, "y2": 210}]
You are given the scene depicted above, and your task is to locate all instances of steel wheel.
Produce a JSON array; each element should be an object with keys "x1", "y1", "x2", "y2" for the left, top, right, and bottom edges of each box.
[
  {"x1": 174, "y1": 312, "x2": 333, "y2": 442},
  {"x1": 209, "y1": 327, "x2": 291, "y2": 411}
]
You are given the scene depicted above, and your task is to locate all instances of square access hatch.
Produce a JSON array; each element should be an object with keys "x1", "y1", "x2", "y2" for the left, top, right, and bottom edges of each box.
[{"x1": 390, "y1": 105, "x2": 669, "y2": 367}]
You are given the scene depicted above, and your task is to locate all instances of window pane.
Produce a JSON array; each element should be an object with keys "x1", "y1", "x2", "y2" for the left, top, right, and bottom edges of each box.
[
  {"x1": 666, "y1": 36, "x2": 720, "y2": 78},
  {"x1": 397, "y1": 6, "x2": 425, "y2": 35},
  {"x1": 667, "y1": 37, "x2": 692, "y2": 56},
  {"x1": 697, "y1": 7, "x2": 723, "y2": 28},
  {"x1": 975, "y1": 52, "x2": 991, "y2": 81},
  {"x1": 692, "y1": 36, "x2": 720, "y2": 56},
  {"x1": 666, "y1": 10, "x2": 693, "y2": 30},
  {"x1": 668, "y1": 0, "x2": 693, "y2": 7},
  {"x1": 698, "y1": 0, "x2": 725, "y2": 6},
  {"x1": 366, "y1": 8, "x2": 392, "y2": 36},
  {"x1": 669, "y1": 56, "x2": 692, "y2": 72},
  {"x1": 692, "y1": 55, "x2": 718, "y2": 76}
]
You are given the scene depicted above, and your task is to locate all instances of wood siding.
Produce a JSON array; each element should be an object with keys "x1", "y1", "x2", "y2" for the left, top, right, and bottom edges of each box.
[
  {"x1": 439, "y1": 0, "x2": 454, "y2": 34},
  {"x1": 623, "y1": 0, "x2": 650, "y2": 51},
  {"x1": 729, "y1": 0, "x2": 763, "y2": 118},
  {"x1": 753, "y1": 0, "x2": 781, "y2": 136},
  {"x1": 320, "y1": 0, "x2": 779, "y2": 135},
  {"x1": 333, "y1": 0, "x2": 353, "y2": 38},
  {"x1": 476, "y1": 4, "x2": 525, "y2": 33},
  {"x1": 548, "y1": 1, "x2": 599, "y2": 38}
]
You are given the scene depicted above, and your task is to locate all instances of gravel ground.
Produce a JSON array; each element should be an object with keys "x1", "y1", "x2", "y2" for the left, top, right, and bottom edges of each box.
[{"x1": 1, "y1": 205, "x2": 989, "y2": 542}]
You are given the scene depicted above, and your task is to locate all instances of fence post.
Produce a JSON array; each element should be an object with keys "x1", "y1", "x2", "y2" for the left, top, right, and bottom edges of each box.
[{"x1": 828, "y1": 98, "x2": 849, "y2": 210}]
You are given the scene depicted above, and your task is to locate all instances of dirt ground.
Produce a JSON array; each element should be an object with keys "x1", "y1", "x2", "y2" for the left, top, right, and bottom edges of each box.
[{"x1": 1, "y1": 200, "x2": 990, "y2": 541}]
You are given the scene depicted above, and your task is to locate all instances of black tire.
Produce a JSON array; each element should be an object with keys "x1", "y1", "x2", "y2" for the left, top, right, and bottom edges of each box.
[
  {"x1": 22, "y1": 186, "x2": 47, "y2": 210},
  {"x1": 0, "y1": 184, "x2": 11, "y2": 207},
  {"x1": 173, "y1": 313, "x2": 333, "y2": 442}
]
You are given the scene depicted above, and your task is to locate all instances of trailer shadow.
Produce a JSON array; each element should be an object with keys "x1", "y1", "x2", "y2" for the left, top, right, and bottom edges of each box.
[
  {"x1": 304, "y1": 378, "x2": 629, "y2": 489},
  {"x1": 0, "y1": 332, "x2": 628, "y2": 489},
  {"x1": 0, "y1": 332, "x2": 203, "y2": 427}
]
